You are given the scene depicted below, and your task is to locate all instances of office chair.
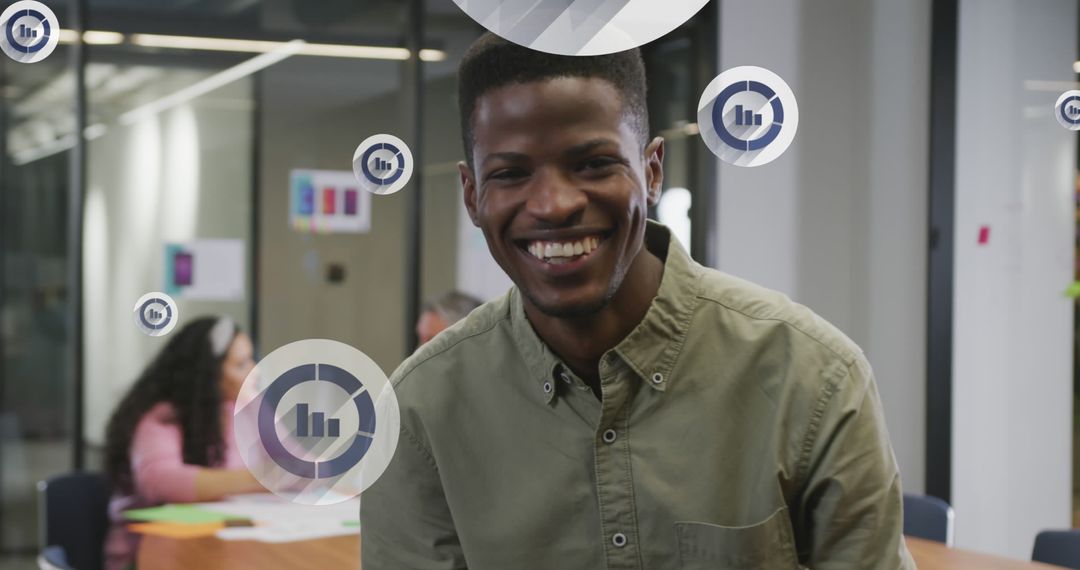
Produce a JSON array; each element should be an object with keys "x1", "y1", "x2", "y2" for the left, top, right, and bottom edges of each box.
[
  {"x1": 37, "y1": 472, "x2": 111, "y2": 570},
  {"x1": 902, "y1": 493, "x2": 954, "y2": 546},
  {"x1": 1033, "y1": 530, "x2": 1080, "y2": 569},
  {"x1": 37, "y1": 545, "x2": 73, "y2": 570}
]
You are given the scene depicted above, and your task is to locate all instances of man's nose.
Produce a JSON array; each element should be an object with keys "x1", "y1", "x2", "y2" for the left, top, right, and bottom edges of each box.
[{"x1": 524, "y1": 168, "x2": 587, "y2": 225}]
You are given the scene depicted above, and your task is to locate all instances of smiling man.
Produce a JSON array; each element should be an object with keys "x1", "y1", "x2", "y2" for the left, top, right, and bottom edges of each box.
[{"x1": 361, "y1": 34, "x2": 914, "y2": 569}]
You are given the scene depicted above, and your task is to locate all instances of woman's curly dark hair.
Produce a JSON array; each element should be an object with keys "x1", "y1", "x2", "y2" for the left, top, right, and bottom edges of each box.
[{"x1": 104, "y1": 316, "x2": 239, "y2": 494}]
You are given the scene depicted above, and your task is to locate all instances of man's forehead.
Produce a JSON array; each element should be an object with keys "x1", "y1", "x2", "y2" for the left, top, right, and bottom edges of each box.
[
  {"x1": 471, "y1": 78, "x2": 634, "y2": 148},
  {"x1": 474, "y1": 76, "x2": 623, "y2": 117}
]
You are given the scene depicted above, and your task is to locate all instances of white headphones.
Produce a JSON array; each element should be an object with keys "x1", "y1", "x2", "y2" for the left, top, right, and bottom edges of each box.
[{"x1": 209, "y1": 317, "x2": 236, "y2": 357}]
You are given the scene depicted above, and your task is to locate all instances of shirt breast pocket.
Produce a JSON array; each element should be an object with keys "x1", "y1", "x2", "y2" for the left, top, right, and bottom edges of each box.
[{"x1": 675, "y1": 506, "x2": 800, "y2": 570}]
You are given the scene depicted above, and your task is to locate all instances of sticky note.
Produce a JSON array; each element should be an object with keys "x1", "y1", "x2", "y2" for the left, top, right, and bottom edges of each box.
[
  {"x1": 122, "y1": 504, "x2": 248, "y2": 524},
  {"x1": 127, "y1": 522, "x2": 224, "y2": 539}
]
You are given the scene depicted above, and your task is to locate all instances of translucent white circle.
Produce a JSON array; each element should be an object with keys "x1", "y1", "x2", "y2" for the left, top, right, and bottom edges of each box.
[
  {"x1": 351, "y1": 134, "x2": 414, "y2": 196},
  {"x1": 0, "y1": 1, "x2": 59, "y2": 64},
  {"x1": 233, "y1": 339, "x2": 399, "y2": 505},
  {"x1": 131, "y1": 292, "x2": 178, "y2": 337},
  {"x1": 697, "y1": 66, "x2": 799, "y2": 168},
  {"x1": 453, "y1": 0, "x2": 710, "y2": 56},
  {"x1": 1054, "y1": 90, "x2": 1080, "y2": 131}
]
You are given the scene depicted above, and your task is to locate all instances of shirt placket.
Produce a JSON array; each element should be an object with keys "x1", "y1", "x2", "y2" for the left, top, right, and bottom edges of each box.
[{"x1": 594, "y1": 355, "x2": 642, "y2": 569}]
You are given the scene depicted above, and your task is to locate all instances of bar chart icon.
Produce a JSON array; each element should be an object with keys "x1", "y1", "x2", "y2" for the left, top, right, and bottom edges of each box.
[
  {"x1": 295, "y1": 403, "x2": 341, "y2": 438},
  {"x1": 0, "y1": 3, "x2": 61, "y2": 63},
  {"x1": 733, "y1": 104, "x2": 763, "y2": 126},
  {"x1": 1056, "y1": 91, "x2": 1080, "y2": 129},
  {"x1": 370, "y1": 157, "x2": 393, "y2": 172},
  {"x1": 354, "y1": 135, "x2": 413, "y2": 195}
]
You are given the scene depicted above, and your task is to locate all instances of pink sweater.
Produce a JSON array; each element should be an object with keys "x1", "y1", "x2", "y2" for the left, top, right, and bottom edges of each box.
[{"x1": 104, "y1": 400, "x2": 242, "y2": 570}]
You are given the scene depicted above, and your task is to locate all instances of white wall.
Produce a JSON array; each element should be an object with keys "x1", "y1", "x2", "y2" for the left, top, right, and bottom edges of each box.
[
  {"x1": 952, "y1": 0, "x2": 1076, "y2": 558},
  {"x1": 716, "y1": 0, "x2": 930, "y2": 494},
  {"x1": 83, "y1": 79, "x2": 253, "y2": 445}
]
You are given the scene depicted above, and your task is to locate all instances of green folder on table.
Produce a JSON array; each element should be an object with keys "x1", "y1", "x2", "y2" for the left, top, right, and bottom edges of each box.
[{"x1": 122, "y1": 504, "x2": 247, "y2": 525}]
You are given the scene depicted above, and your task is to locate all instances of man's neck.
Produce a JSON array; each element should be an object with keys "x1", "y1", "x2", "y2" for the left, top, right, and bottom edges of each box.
[{"x1": 523, "y1": 246, "x2": 665, "y2": 396}]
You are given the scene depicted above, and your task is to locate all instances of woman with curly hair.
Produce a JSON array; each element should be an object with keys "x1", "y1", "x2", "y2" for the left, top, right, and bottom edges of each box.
[{"x1": 102, "y1": 316, "x2": 265, "y2": 570}]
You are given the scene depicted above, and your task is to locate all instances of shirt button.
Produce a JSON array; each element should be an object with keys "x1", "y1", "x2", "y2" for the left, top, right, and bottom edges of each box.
[
  {"x1": 560, "y1": 371, "x2": 572, "y2": 384},
  {"x1": 612, "y1": 533, "x2": 628, "y2": 548},
  {"x1": 602, "y1": 429, "x2": 617, "y2": 444},
  {"x1": 651, "y1": 372, "x2": 664, "y2": 385},
  {"x1": 542, "y1": 381, "x2": 552, "y2": 394}
]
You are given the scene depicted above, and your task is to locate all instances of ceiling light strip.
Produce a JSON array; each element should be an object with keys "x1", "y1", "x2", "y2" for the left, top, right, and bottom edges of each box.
[
  {"x1": 127, "y1": 32, "x2": 444, "y2": 61},
  {"x1": 118, "y1": 39, "x2": 305, "y2": 125}
]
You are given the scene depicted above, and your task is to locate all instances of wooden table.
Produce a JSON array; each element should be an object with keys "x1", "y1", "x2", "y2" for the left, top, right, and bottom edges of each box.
[
  {"x1": 906, "y1": 537, "x2": 1063, "y2": 569},
  {"x1": 139, "y1": 534, "x2": 1063, "y2": 569},
  {"x1": 137, "y1": 534, "x2": 359, "y2": 570}
]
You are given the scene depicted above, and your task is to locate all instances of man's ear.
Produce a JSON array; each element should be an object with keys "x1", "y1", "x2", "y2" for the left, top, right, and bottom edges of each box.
[
  {"x1": 459, "y1": 160, "x2": 480, "y2": 227},
  {"x1": 644, "y1": 136, "x2": 665, "y2": 207}
]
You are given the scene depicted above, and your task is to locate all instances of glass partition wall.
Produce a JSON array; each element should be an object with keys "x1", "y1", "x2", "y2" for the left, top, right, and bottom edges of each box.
[{"x1": 0, "y1": 2, "x2": 717, "y2": 566}]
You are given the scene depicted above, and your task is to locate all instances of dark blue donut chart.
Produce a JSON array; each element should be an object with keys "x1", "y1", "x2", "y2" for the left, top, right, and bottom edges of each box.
[
  {"x1": 5, "y1": 9, "x2": 50, "y2": 54},
  {"x1": 257, "y1": 363, "x2": 376, "y2": 480},
  {"x1": 711, "y1": 80, "x2": 784, "y2": 152},
  {"x1": 137, "y1": 298, "x2": 172, "y2": 330},
  {"x1": 360, "y1": 142, "x2": 406, "y2": 186},
  {"x1": 1060, "y1": 95, "x2": 1080, "y2": 126}
]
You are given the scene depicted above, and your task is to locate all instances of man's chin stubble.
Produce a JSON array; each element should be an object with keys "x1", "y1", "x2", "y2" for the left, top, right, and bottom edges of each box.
[{"x1": 522, "y1": 286, "x2": 617, "y2": 320}]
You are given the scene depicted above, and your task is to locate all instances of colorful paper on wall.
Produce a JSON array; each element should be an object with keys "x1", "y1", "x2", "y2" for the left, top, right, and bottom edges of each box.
[{"x1": 289, "y1": 169, "x2": 371, "y2": 234}]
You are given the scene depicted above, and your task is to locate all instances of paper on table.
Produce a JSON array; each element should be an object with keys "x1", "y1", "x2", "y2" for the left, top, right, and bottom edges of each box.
[
  {"x1": 198, "y1": 494, "x2": 360, "y2": 525},
  {"x1": 122, "y1": 504, "x2": 248, "y2": 524},
  {"x1": 216, "y1": 520, "x2": 359, "y2": 543},
  {"x1": 127, "y1": 522, "x2": 224, "y2": 539}
]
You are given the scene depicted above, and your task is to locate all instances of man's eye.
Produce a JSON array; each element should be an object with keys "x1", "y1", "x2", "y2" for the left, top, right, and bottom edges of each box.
[
  {"x1": 490, "y1": 169, "x2": 528, "y2": 181},
  {"x1": 581, "y1": 157, "x2": 618, "y2": 171}
]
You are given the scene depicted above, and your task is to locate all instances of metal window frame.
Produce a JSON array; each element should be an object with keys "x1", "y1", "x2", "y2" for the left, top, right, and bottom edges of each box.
[{"x1": 925, "y1": 0, "x2": 959, "y2": 503}]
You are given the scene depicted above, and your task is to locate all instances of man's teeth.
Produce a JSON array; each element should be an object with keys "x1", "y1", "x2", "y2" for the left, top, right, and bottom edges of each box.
[{"x1": 526, "y1": 236, "x2": 602, "y2": 261}]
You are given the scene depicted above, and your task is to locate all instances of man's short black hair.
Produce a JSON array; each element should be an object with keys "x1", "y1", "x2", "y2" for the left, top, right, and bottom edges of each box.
[{"x1": 457, "y1": 33, "x2": 649, "y2": 168}]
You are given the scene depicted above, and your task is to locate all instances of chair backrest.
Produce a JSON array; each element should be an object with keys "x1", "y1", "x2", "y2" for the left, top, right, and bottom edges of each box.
[
  {"x1": 37, "y1": 472, "x2": 111, "y2": 570},
  {"x1": 903, "y1": 493, "x2": 954, "y2": 545},
  {"x1": 1033, "y1": 530, "x2": 1080, "y2": 569}
]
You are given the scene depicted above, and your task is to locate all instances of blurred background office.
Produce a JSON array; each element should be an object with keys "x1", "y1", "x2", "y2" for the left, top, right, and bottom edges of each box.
[{"x1": 0, "y1": 0, "x2": 1077, "y2": 567}]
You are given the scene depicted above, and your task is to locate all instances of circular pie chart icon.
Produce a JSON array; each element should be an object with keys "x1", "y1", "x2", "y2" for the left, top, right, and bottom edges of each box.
[
  {"x1": 697, "y1": 66, "x2": 799, "y2": 167},
  {"x1": 233, "y1": 339, "x2": 399, "y2": 505}
]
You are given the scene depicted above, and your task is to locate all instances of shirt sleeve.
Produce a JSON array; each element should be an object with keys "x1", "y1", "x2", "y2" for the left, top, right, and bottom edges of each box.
[
  {"x1": 796, "y1": 356, "x2": 916, "y2": 569},
  {"x1": 361, "y1": 423, "x2": 466, "y2": 569},
  {"x1": 129, "y1": 404, "x2": 200, "y2": 504}
]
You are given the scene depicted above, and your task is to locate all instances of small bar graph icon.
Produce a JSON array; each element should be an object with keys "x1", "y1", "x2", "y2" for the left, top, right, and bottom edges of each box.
[
  {"x1": 734, "y1": 104, "x2": 763, "y2": 126},
  {"x1": 1068, "y1": 105, "x2": 1080, "y2": 117},
  {"x1": 17, "y1": 24, "x2": 37, "y2": 39},
  {"x1": 370, "y1": 157, "x2": 393, "y2": 172},
  {"x1": 295, "y1": 403, "x2": 342, "y2": 438}
]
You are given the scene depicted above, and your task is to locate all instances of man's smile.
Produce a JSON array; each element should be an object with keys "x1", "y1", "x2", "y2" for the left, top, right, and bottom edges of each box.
[{"x1": 512, "y1": 229, "x2": 613, "y2": 273}]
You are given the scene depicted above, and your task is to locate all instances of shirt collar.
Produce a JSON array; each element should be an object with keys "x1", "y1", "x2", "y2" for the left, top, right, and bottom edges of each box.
[{"x1": 510, "y1": 221, "x2": 702, "y2": 403}]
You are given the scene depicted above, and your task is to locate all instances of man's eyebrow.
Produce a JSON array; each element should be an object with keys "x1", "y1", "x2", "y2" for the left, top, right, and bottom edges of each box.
[
  {"x1": 481, "y1": 151, "x2": 529, "y2": 167},
  {"x1": 563, "y1": 138, "x2": 620, "y2": 157}
]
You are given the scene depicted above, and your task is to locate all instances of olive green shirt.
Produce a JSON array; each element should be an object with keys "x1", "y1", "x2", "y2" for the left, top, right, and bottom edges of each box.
[{"x1": 362, "y1": 222, "x2": 914, "y2": 569}]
